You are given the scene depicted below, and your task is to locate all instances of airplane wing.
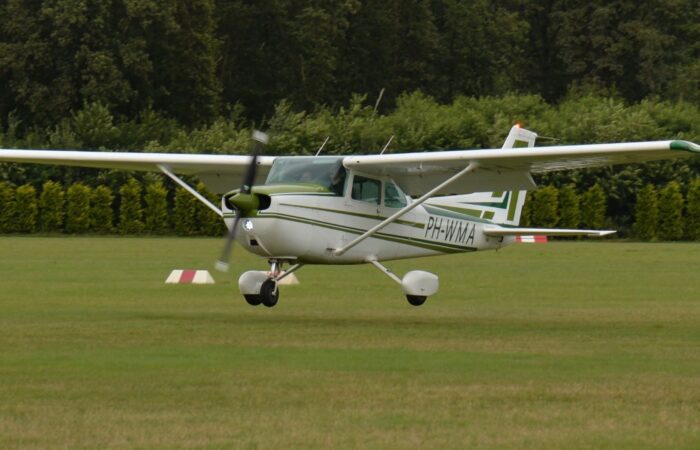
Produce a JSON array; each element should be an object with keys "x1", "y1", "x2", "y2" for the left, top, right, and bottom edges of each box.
[
  {"x1": 3, "y1": 138, "x2": 700, "y2": 196},
  {"x1": 343, "y1": 140, "x2": 700, "y2": 196},
  {"x1": 0, "y1": 149, "x2": 276, "y2": 193}
]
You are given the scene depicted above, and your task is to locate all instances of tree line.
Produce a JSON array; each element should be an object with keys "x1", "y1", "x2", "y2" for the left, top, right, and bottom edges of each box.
[
  {"x1": 1, "y1": 177, "x2": 700, "y2": 241},
  {"x1": 2, "y1": 92, "x2": 700, "y2": 235},
  {"x1": 1, "y1": 0, "x2": 699, "y2": 130}
]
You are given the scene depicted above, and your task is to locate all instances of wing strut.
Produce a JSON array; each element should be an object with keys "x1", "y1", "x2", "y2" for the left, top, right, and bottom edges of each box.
[
  {"x1": 333, "y1": 162, "x2": 479, "y2": 256},
  {"x1": 157, "y1": 164, "x2": 223, "y2": 217}
]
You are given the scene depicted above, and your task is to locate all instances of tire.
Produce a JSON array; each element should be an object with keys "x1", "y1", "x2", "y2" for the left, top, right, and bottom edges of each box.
[
  {"x1": 260, "y1": 279, "x2": 279, "y2": 307},
  {"x1": 406, "y1": 295, "x2": 427, "y2": 306},
  {"x1": 244, "y1": 294, "x2": 262, "y2": 306}
]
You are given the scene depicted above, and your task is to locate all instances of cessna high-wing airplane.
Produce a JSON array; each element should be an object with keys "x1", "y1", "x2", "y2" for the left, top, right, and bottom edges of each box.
[{"x1": 1, "y1": 125, "x2": 699, "y2": 307}]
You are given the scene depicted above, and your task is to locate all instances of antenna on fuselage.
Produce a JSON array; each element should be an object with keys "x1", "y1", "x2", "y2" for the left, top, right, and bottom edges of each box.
[
  {"x1": 379, "y1": 135, "x2": 394, "y2": 155},
  {"x1": 513, "y1": 122, "x2": 559, "y2": 143},
  {"x1": 536, "y1": 135, "x2": 560, "y2": 143},
  {"x1": 315, "y1": 136, "x2": 330, "y2": 156}
]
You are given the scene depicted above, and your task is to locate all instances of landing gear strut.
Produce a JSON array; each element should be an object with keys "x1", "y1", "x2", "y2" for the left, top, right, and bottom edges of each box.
[{"x1": 368, "y1": 260, "x2": 439, "y2": 307}]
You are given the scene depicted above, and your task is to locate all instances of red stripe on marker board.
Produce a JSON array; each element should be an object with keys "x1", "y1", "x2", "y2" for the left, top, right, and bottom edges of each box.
[{"x1": 180, "y1": 270, "x2": 196, "y2": 283}]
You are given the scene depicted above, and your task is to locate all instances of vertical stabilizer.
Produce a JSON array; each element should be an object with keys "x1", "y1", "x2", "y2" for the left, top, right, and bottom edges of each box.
[
  {"x1": 426, "y1": 125, "x2": 537, "y2": 225},
  {"x1": 493, "y1": 125, "x2": 537, "y2": 225},
  {"x1": 502, "y1": 124, "x2": 538, "y2": 150}
]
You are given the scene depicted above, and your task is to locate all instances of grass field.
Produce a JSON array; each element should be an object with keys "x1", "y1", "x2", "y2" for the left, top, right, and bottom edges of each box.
[{"x1": 1, "y1": 237, "x2": 699, "y2": 449}]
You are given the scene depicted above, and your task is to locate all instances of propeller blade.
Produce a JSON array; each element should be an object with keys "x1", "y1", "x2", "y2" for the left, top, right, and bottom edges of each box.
[
  {"x1": 215, "y1": 130, "x2": 269, "y2": 272},
  {"x1": 241, "y1": 131, "x2": 268, "y2": 193},
  {"x1": 215, "y1": 214, "x2": 242, "y2": 272},
  {"x1": 240, "y1": 153, "x2": 258, "y2": 194}
]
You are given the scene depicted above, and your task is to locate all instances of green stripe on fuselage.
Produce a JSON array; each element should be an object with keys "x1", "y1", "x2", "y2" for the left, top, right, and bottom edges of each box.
[{"x1": 278, "y1": 203, "x2": 425, "y2": 229}]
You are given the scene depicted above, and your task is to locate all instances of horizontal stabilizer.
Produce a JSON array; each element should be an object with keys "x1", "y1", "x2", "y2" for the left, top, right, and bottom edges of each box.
[{"x1": 483, "y1": 226, "x2": 616, "y2": 237}]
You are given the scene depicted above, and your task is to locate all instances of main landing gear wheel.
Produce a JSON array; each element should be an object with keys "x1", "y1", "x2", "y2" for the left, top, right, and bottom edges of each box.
[
  {"x1": 406, "y1": 295, "x2": 427, "y2": 306},
  {"x1": 260, "y1": 279, "x2": 279, "y2": 308}
]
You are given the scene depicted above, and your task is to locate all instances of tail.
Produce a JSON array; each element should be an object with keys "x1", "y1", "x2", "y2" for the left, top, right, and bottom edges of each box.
[
  {"x1": 426, "y1": 125, "x2": 537, "y2": 225},
  {"x1": 484, "y1": 125, "x2": 536, "y2": 225}
]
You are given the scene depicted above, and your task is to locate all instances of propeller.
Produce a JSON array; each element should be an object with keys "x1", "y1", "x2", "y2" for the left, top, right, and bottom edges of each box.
[{"x1": 215, "y1": 130, "x2": 269, "y2": 272}]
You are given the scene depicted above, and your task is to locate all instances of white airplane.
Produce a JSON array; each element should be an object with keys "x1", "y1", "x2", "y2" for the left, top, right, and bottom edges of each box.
[{"x1": 1, "y1": 126, "x2": 699, "y2": 307}]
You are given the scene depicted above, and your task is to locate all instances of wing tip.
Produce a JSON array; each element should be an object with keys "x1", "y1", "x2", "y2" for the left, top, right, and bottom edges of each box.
[{"x1": 670, "y1": 140, "x2": 700, "y2": 154}]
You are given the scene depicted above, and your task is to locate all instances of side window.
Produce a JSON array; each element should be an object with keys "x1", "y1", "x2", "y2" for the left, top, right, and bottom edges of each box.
[
  {"x1": 384, "y1": 181, "x2": 407, "y2": 208},
  {"x1": 351, "y1": 176, "x2": 380, "y2": 204}
]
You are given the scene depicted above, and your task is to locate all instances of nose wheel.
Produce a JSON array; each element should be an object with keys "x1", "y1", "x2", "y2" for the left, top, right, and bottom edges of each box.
[
  {"x1": 238, "y1": 260, "x2": 303, "y2": 308},
  {"x1": 259, "y1": 279, "x2": 279, "y2": 307}
]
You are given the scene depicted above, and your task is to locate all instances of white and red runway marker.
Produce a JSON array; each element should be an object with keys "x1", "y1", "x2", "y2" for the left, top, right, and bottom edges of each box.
[{"x1": 165, "y1": 270, "x2": 215, "y2": 284}]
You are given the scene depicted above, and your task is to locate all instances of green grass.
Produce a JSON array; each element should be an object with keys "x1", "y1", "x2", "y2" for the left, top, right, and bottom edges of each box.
[{"x1": 1, "y1": 237, "x2": 699, "y2": 449}]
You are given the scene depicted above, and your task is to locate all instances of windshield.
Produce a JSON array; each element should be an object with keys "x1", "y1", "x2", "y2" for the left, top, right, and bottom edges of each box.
[{"x1": 265, "y1": 156, "x2": 346, "y2": 195}]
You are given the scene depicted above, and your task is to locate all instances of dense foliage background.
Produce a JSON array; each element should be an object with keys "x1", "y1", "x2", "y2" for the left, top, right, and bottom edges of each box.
[
  {"x1": 1, "y1": 0, "x2": 699, "y2": 238},
  {"x1": 3, "y1": 0, "x2": 699, "y2": 125}
]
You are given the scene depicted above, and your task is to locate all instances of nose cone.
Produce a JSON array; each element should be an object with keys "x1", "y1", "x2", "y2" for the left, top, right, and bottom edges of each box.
[{"x1": 227, "y1": 192, "x2": 260, "y2": 212}]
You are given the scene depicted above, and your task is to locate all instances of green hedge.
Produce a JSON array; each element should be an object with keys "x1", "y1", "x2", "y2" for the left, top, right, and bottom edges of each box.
[{"x1": 1, "y1": 176, "x2": 699, "y2": 241}]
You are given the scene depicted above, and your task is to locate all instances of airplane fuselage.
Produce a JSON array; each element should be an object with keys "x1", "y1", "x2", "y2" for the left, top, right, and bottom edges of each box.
[{"x1": 223, "y1": 182, "x2": 512, "y2": 265}]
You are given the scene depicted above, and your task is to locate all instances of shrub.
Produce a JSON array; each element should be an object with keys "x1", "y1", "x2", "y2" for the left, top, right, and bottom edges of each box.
[
  {"x1": 119, "y1": 178, "x2": 144, "y2": 234},
  {"x1": 14, "y1": 184, "x2": 38, "y2": 233},
  {"x1": 144, "y1": 181, "x2": 170, "y2": 234},
  {"x1": 196, "y1": 182, "x2": 224, "y2": 236},
  {"x1": 580, "y1": 184, "x2": 606, "y2": 229},
  {"x1": 633, "y1": 185, "x2": 659, "y2": 241},
  {"x1": 687, "y1": 178, "x2": 700, "y2": 241},
  {"x1": 65, "y1": 183, "x2": 92, "y2": 233},
  {"x1": 173, "y1": 187, "x2": 197, "y2": 236},
  {"x1": 529, "y1": 185, "x2": 559, "y2": 227},
  {"x1": 558, "y1": 184, "x2": 581, "y2": 229},
  {"x1": 658, "y1": 181, "x2": 684, "y2": 241},
  {"x1": 39, "y1": 181, "x2": 65, "y2": 232},
  {"x1": 91, "y1": 186, "x2": 114, "y2": 233},
  {"x1": 0, "y1": 182, "x2": 16, "y2": 233}
]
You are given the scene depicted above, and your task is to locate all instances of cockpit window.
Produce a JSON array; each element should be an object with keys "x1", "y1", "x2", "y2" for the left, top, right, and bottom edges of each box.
[
  {"x1": 384, "y1": 181, "x2": 407, "y2": 208},
  {"x1": 265, "y1": 156, "x2": 346, "y2": 195}
]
